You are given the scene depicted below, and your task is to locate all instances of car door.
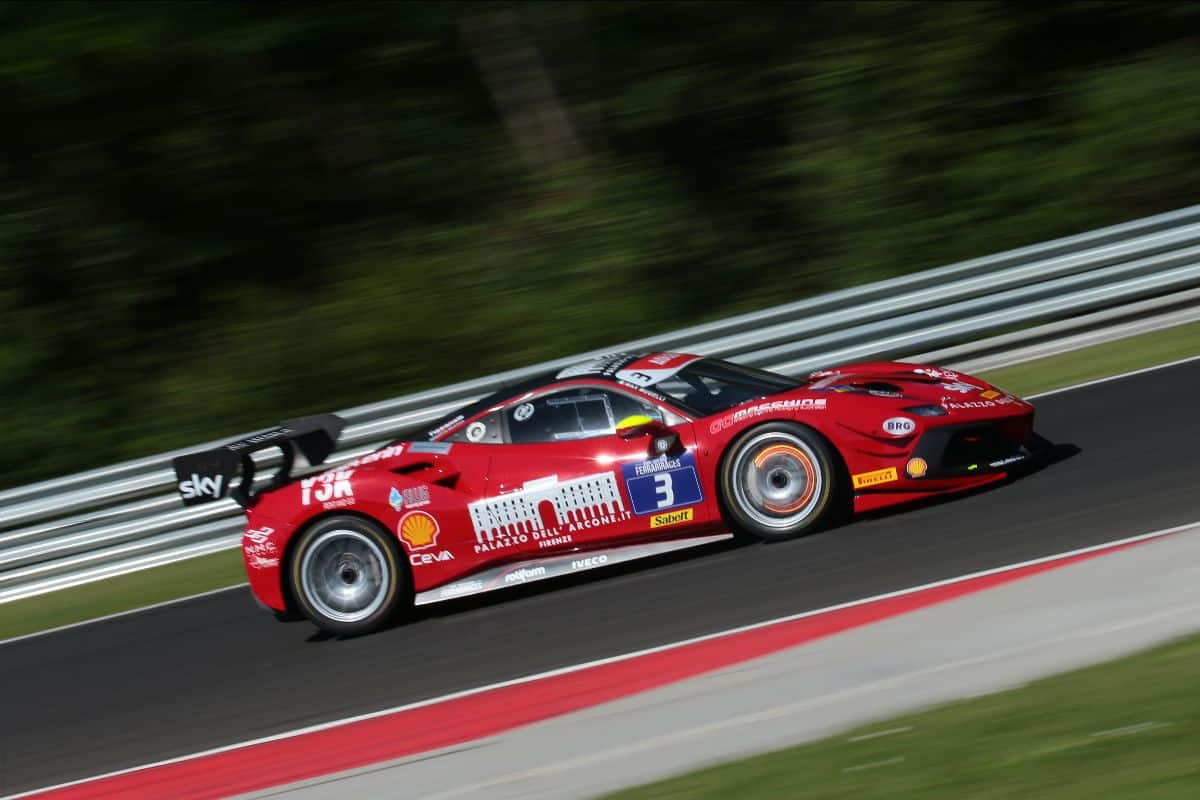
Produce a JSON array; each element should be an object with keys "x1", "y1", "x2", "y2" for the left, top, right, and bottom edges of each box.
[{"x1": 474, "y1": 385, "x2": 710, "y2": 559}]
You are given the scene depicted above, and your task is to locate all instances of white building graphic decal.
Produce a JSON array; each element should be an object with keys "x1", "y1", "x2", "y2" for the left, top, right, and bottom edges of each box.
[{"x1": 469, "y1": 473, "x2": 626, "y2": 543}]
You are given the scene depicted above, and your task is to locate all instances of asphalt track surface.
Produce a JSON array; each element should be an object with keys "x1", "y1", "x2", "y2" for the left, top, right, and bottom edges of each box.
[
  {"x1": 257, "y1": 525, "x2": 1200, "y2": 800},
  {"x1": 3, "y1": 360, "x2": 1198, "y2": 796}
]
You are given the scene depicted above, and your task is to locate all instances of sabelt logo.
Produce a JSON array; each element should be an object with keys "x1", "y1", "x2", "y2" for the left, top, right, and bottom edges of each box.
[
  {"x1": 178, "y1": 473, "x2": 223, "y2": 500},
  {"x1": 650, "y1": 507, "x2": 694, "y2": 528},
  {"x1": 399, "y1": 511, "x2": 440, "y2": 550},
  {"x1": 852, "y1": 467, "x2": 899, "y2": 489}
]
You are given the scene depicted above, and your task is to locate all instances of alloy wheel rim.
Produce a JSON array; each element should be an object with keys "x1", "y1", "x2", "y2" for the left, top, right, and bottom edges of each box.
[
  {"x1": 731, "y1": 432, "x2": 823, "y2": 529},
  {"x1": 299, "y1": 529, "x2": 390, "y2": 623}
]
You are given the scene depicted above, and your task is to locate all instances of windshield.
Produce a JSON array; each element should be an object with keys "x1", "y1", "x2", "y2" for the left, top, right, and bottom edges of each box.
[{"x1": 653, "y1": 358, "x2": 801, "y2": 416}]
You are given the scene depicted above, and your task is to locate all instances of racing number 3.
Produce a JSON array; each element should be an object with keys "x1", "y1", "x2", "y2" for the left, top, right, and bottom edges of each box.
[
  {"x1": 653, "y1": 473, "x2": 674, "y2": 508},
  {"x1": 622, "y1": 452, "x2": 704, "y2": 515}
]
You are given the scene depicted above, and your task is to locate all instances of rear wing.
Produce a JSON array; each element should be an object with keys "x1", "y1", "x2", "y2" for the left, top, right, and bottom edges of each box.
[{"x1": 171, "y1": 414, "x2": 346, "y2": 508}]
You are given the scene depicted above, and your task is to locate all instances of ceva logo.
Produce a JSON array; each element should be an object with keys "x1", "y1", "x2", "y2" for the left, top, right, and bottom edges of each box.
[
  {"x1": 409, "y1": 550, "x2": 455, "y2": 566},
  {"x1": 179, "y1": 473, "x2": 224, "y2": 500}
]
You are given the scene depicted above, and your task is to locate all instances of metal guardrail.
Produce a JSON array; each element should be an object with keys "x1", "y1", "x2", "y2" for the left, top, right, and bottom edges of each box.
[{"x1": 3, "y1": 205, "x2": 1200, "y2": 604}]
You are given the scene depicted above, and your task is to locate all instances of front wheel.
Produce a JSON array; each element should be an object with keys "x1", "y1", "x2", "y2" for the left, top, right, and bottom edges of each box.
[
  {"x1": 289, "y1": 515, "x2": 407, "y2": 636},
  {"x1": 719, "y1": 422, "x2": 841, "y2": 542}
]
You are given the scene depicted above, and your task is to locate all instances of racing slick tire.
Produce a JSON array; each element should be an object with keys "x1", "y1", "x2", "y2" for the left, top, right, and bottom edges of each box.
[
  {"x1": 289, "y1": 514, "x2": 408, "y2": 636},
  {"x1": 719, "y1": 422, "x2": 842, "y2": 542}
]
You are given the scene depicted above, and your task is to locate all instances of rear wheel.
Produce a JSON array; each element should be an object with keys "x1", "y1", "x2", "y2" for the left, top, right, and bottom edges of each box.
[
  {"x1": 719, "y1": 422, "x2": 840, "y2": 542},
  {"x1": 289, "y1": 515, "x2": 407, "y2": 636}
]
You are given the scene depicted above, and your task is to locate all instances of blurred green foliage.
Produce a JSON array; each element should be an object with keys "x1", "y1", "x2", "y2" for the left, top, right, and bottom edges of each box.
[{"x1": 3, "y1": 1, "x2": 1200, "y2": 487}]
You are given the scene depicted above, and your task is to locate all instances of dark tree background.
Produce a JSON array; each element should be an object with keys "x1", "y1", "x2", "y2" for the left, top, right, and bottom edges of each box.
[{"x1": 3, "y1": 1, "x2": 1199, "y2": 486}]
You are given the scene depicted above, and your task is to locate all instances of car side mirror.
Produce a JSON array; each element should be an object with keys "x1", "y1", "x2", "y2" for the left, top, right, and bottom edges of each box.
[{"x1": 616, "y1": 416, "x2": 681, "y2": 455}]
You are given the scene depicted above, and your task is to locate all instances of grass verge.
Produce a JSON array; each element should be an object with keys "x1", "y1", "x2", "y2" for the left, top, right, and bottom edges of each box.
[
  {"x1": 976, "y1": 319, "x2": 1200, "y2": 396},
  {"x1": 3, "y1": 319, "x2": 1198, "y2": 641},
  {"x1": 0, "y1": 549, "x2": 244, "y2": 641},
  {"x1": 603, "y1": 632, "x2": 1200, "y2": 800}
]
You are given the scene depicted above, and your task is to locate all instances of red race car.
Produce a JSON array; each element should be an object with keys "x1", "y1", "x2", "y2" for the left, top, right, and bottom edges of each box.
[{"x1": 174, "y1": 352, "x2": 1035, "y2": 635}]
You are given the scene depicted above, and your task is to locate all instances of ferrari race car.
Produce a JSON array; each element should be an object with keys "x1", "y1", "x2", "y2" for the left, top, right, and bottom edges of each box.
[{"x1": 174, "y1": 352, "x2": 1035, "y2": 635}]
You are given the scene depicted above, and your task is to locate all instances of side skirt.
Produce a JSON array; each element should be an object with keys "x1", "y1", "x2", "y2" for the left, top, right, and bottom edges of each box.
[{"x1": 414, "y1": 533, "x2": 734, "y2": 606}]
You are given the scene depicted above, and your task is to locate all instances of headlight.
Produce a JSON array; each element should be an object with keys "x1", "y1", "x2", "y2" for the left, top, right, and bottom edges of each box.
[{"x1": 902, "y1": 405, "x2": 948, "y2": 417}]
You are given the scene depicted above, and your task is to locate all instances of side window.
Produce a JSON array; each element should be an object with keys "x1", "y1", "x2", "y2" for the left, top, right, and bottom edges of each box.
[
  {"x1": 507, "y1": 388, "x2": 663, "y2": 444},
  {"x1": 446, "y1": 410, "x2": 505, "y2": 444},
  {"x1": 607, "y1": 391, "x2": 665, "y2": 426}
]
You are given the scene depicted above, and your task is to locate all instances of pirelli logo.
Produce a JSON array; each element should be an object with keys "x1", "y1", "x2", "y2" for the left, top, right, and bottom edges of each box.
[
  {"x1": 852, "y1": 467, "x2": 899, "y2": 489},
  {"x1": 650, "y1": 508, "x2": 694, "y2": 528}
]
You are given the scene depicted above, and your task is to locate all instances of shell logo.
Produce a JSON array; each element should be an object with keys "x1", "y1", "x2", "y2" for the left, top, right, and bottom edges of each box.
[{"x1": 399, "y1": 510, "x2": 440, "y2": 550}]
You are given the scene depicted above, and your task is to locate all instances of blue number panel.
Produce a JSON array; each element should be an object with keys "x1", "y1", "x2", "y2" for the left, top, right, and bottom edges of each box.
[{"x1": 620, "y1": 452, "x2": 704, "y2": 515}]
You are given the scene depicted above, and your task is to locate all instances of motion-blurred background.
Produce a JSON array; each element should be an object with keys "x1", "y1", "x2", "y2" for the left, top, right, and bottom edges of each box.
[{"x1": 3, "y1": 1, "x2": 1199, "y2": 487}]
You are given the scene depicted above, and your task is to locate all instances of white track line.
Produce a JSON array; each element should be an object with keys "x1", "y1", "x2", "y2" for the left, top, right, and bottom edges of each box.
[
  {"x1": 0, "y1": 583, "x2": 246, "y2": 647},
  {"x1": 1024, "y1": 353, "x2": 1200, "y2": 399},
  {"x1": 7, "y1": 520, "x2": 1197, "y2": 800},
  {"x1": 1090, "y1": 721, "x2": 1171, "y2": 738},
  {"x1": 847, "y1": 726, "x2": 913, "y2": 742},
  {"x1": 843, "y1": 757, "x2": 906, "y2": 774}
]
